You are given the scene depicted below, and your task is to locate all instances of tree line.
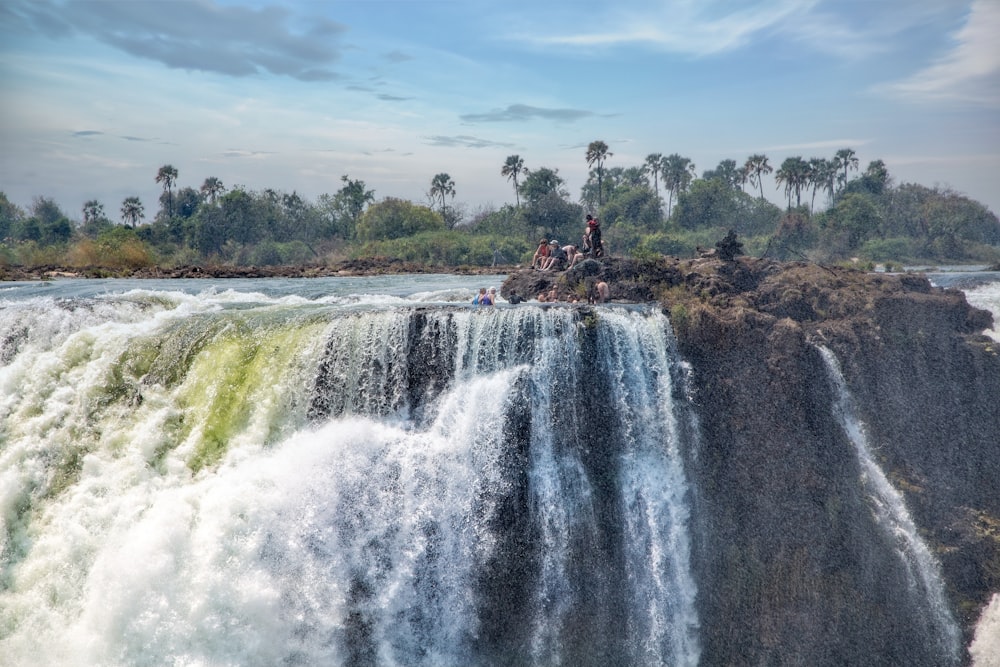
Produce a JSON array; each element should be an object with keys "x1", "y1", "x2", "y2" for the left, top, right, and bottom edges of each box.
[{"x1": 1, "y1": 142, "x2": 998, "y2": 272}]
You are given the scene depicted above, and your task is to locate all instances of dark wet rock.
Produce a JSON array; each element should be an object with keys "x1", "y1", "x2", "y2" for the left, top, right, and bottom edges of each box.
[{"x1": 504, "y1": 255, "x2": 999, "y2": 664}]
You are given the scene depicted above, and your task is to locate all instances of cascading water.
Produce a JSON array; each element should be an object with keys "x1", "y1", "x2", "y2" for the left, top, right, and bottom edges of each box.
[
  {"x1": 817, "y1": 345, "x2": 963, "y2": 665},
  {"x1": 0, "y1": 284, "x2": 700, "y2": 667}
]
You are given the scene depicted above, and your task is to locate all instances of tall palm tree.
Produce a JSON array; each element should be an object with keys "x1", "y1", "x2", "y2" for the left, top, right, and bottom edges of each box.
[
  {"x1": 775, "y1": 157, "x2": 810, "y2": 209},
  {"x1": 200, "y1": 176, "x2": 225, "y2": 204},
  {"x1": 155, "y1": 164, "x2": 179, "y2": 216},
  {"x1": 736, "y1": 164, "x2": 749, "y2": 193},
  {"x1": 807, "y1": 158, "x2": 836, "y2": 212},
  {"x1": 82, "y1": 199, "x2": 104, "y2": 223},
  {"x1": 501, "y1": 155, "x2": 526, "y2": 207},
  {"x1": 744, "y1": 154, "x2": 772, "y2": 200},
  {"x1": 120, "y1": 196, "x2": 144, "y2": 227},
  {"x1": 429, "y1": 172, "x2": 456, "y2": 213},
  {"x1": 661, "y1": 153, "x2": 696, "y2": 218},
  {"x1": 585, "y1": 140, "x2": 612, "y2": 206},
  {"x1": 833, "y1": 148, "x2": 859, "y2": 193},
  {"x1": 645, "y1": 153, "x2": 664, "y2": 198}
]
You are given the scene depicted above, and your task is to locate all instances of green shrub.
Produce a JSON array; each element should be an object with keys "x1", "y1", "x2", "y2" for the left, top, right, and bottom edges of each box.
[
  {"x1": 353, "y1": 231, "x2": 530, "y2": 267},
  {"x1": 859, "y1": 237, "x2": 916, "y2": 262}
]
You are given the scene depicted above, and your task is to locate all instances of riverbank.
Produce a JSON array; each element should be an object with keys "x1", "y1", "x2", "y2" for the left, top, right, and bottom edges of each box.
[{"x1": 0, "y1": 257, "x2": 517, "y2": 281}]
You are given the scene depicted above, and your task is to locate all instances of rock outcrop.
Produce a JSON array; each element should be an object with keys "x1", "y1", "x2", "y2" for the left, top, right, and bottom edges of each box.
[{"x1": 504, "y1": 256, "x2": 1000, "y2": 665}]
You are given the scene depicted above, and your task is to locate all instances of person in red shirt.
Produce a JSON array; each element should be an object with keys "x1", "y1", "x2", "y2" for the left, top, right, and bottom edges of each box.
[{"x1": 532, "y1": 238, "x2": 551, "y2": 269}]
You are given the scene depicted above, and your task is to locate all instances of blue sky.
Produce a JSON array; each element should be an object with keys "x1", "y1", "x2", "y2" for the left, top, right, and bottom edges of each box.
[{"x1": 1, "y1": 0, "x2": 998, "y2": 222}]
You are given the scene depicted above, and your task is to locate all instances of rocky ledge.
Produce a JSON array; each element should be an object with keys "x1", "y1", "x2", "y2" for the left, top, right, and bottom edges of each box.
[{"x1": 507, "y1": 255, "x2": 999, "y2": 665}]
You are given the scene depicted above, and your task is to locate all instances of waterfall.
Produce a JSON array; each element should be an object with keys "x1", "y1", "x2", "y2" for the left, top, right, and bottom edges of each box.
[
  {"x1": 817, "y1": 345, "x2": 962, "y2": 664},
  {"x1": 0, "y1": 292, "x2": 700, "y2": 667}
]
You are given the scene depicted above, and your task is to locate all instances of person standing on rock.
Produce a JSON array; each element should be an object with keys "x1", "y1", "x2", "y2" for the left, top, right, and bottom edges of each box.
[
  {"x1": 587, "y1": 279, "x2": 609, "y2": 303},
  {"x1": 587, "y1": 217, "x2": 604, "y2": 258}
]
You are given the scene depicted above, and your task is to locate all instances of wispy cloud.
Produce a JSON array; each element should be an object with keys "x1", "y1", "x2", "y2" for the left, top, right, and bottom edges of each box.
[
  {"x1": 765, "y1": 139, "x2": 870, "y2": 153},
  {"x1": 4, "y1": 0, "x2": 346, "y2": 81},
  {"x1": 509, "y1": 0, "x2": 816, "y2": 56},
  {"x1": 383, "y1": 50, "x2": 413, "y2": 64},
  {"x1": 461, "y1": 104, "x2": 595, "y2": 123},
  {"x1": 879, "y1": 0, "x2": 1000, "y2": 107},
  {"x1": 222, "y1": 149, "x2": 277, "y2": 159},
  {"x1": 424, "y1": 135, "x2": 515, "y2": 149},
  {"x1": 72, "y1": 130, "x2": 166, "y2": 144}
]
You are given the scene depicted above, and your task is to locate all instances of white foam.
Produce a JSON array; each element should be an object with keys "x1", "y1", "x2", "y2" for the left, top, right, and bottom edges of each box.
[{"x1": 971, "y1": 593, "x2": 1000, "y2": 667}]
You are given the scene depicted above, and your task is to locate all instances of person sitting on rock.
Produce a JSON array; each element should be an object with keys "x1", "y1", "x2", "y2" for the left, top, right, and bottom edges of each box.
[
  {"x1": 540, "y1": 240, "x2": 568, "y2": 271},
  {"x1": 532, "y1": 239, "x2": 551, "y2": 269},
  {"x1": 472, "y1": 287, "x2": 487, "y2": 305}
]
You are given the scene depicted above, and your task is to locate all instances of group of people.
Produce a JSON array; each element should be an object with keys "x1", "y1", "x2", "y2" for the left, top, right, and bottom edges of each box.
[
  {"x1": 533, "y1": 239, "x2": 579, "y2": 271},
  {"x1": 473, "y1": 279, "x2": 609, "y2": 306},
  {"x1": 532, "y1": 214, "x2": 605, "y2": 272},
  {"x1": 472, "y1": 287, "x2": 497, "y2": 306},
  {"x1": 536, "y1": 279, "x2": 609, "y2": 304}
]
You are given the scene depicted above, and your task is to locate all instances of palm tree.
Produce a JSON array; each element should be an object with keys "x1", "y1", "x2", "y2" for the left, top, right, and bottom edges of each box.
[
  {"x1": 736, "y1": 164, "x2": 749, "y2": 193},
  {"x1": 585, "y1": 140, "x2": 612, "y2": 206},
  {"x1": 155, "y1": 164, "x2": 179, "y2": 216},
  {"x1": 775, "y1": 157, "x2": 810, "y2": 209},
  {"x1": 501, "y1": 155, "x2": 526, "y2": 207},
  {"x1": 744, "y1": 154, "x2": 772, "y2": 200},
  {"x1": 200, "y1": 176, "x2": 225, "y2": 204},
  {"x1": 82, "y1": 199, "x2": 104, "y2": 223},
  {"x1": 645, "y1": 153, "x2": 664, "y2": 198},
  {"x1": 807, "y1": 158, "x2": 836, "y2": 212},
  {"x1": 661, "y1": 153, "x2": 696, "y2": 218},
  {"x1": 833, "y1": 148, "x2": 859, "y2": 193},
  {"x1": 120, "y1": 196, "x2": 144, "y2": 227},
  {"x1": 429, "y1": 172, "x2": 456, "y2": 214}
]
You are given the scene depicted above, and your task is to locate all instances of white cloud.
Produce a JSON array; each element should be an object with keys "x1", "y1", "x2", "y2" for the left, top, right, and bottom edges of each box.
[
  {"x1": 880, "y1": 0, "x2": 1000, "y2": 107},
  {"x1": 509, "y1": 0, "x2": 817, "y2": 56}
]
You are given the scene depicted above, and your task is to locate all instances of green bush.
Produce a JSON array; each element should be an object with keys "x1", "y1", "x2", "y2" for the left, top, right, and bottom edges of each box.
[
  {"x1": 630, "y1": 232, "x2": 689, "y2": 259},
  {"x1": 250, "y1": 240, "x2": 283, "y2": 266},
  {"x1": 353, "y1": 231, "x2": 530, "y2": 267},
  {"x1": 859, "y1": 237, "x2": 916, "y2": 262}
]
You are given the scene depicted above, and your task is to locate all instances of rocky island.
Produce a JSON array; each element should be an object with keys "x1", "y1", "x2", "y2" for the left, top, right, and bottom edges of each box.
[{"x1": 504, "y1": 253, "x2": 999, "y2": 665}]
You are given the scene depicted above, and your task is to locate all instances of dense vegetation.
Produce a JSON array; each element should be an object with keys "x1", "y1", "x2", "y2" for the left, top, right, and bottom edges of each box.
[{"x1": 2, "y1": 143, "x2": 998, "y2": 272}]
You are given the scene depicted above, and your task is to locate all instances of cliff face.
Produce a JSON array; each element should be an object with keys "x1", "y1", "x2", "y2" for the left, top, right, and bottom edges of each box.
[{"x1": 503, "y1": 258, "x2": 1000, "y2": 665}]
